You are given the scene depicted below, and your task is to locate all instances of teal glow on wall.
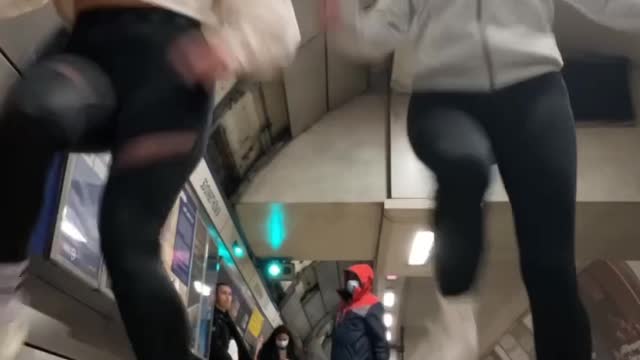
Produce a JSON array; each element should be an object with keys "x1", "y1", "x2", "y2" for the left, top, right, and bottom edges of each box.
[
  {"x1": 266, "y1": 203, "x2": 287, "y2": 251},
  {"x1": 208, "y1": 225, "x2": 234, "y2": 267}
]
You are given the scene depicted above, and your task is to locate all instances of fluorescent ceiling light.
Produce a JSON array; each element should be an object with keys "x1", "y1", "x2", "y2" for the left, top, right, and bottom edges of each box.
[
  {"x1": 383, "y1": 291, "x2": 395, "y2": 308},
  {"x1": 193, "y1": 281, "x2": 212, "y2": 296},
  {"x1": 386, "y1": 330, "x2": 392, "y2": 341},
  {"x1": 383, "y1": 313, "x2": 393, "y2": 327},
  {"x1": 386, "y1": 274, "x2": 398, "y2": 281},
  {"x1": 408, "y1": 231, "x2": 434, "y2": 265}
]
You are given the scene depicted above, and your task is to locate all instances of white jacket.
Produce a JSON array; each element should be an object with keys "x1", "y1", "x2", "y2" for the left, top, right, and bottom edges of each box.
[
  {"x1": 0, "y1": 0, "x2": 301, "y2": 80},
  {"x1": 336, "y1": 0, "x2": 640, "y2": 91}
]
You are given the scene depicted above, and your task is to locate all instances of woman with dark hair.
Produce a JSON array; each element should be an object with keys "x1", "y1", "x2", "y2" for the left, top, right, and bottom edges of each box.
[{"x1": 256, "y1": 325, "x2": 297, "y2": 360}]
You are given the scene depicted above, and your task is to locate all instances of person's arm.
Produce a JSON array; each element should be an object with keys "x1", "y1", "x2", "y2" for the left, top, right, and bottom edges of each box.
[
  {"x1": 364, "y1": 303, "x2": 390, "y2": 360},
  {"x1": 209, "y1": 312, "x2": 233, "y2": 360},
  {"x1": 228, "y1": 323, "x2": 253, "y2": 360},
  {"x1": 330, "y1": 0, "x2": 413, "y2": 59},
  {"x1": 253, "y1": 336, "x2": 264, "y2": 360},
  {"x1": 562, "y1": 0, "x2": 640, "y2": 32},
  {"x1": 204, "y1": 0, "x2": 301, "y2": 81}
]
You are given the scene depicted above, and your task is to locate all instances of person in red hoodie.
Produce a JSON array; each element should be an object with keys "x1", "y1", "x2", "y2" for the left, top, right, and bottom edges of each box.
[{"x1": 332, "y1": 264, "x2": 390, "y2": 360}]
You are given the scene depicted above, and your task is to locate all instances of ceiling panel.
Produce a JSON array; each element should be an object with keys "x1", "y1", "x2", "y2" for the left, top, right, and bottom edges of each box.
[
  {"x1": 326, "y1": 37, "x2": 368, "y2": 110},
  {"x1": 284, "y1": 34, "x2": 327, "y2": 137},
  {"x1": 291, "y1": 0, "x2": 321, "y2": 45},
  {"x1": 236, "y1": 203, "x2": 382, "y2": 260},
  {"x1": 0, "y1": 4, "x2": 61, "y2": 68},
  {"x1": 377, "y1": 200, "x2": 640, "y2": 280},
  {"x1": 239, "y1": 95, "x2": 387, "y2": 203}
]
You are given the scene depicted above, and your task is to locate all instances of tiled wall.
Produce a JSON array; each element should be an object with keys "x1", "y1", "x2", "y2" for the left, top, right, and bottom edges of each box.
[{"x1": 484, "y1": 260, "x2": 640, "y2": 360}]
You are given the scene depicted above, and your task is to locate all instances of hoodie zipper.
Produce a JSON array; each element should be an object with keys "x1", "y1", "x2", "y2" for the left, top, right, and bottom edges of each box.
[{"x1": 477, "y1": 0, "x2": 496, "y2": 91}]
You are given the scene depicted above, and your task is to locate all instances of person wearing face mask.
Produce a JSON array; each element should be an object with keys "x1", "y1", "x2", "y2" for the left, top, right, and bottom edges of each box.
[
  {"x1": 332, "y1": 264, "x2": 389, "y2": 360},
  {"x1": 256, "y1": 325, "x2": 297, "y2": 360}
]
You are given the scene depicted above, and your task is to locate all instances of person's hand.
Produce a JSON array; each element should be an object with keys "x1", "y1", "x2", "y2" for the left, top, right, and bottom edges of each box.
[
  {"x1": 320, "y1": 0, "x2": 342, "y2": 31},
  {"x1": 169, "y1": 31, "x2": 237, "y2": 88}
]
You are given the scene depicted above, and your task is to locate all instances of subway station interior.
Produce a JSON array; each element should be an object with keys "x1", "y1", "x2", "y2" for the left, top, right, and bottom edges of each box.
[{"x1": 2, "y1": 0, "x2": 640, "y2": 359}]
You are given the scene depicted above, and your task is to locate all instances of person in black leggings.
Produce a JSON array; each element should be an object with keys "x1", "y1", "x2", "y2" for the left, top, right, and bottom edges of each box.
[
  {"x1": 0, "y1": 10, "x2": 211, "y2": 360},
  {"x1": 318, "y1": 0, "x2": 640, "y2": 357},
  {"x1": 407, "y1": 73, "x2": 590, "y2": 358},
  {"x1": 0, "y1": 3, "x2": 299, "y2": 360}
]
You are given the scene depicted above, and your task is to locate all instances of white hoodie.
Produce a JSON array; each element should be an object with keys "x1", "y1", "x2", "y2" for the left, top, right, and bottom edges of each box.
[
  {"x1": 0, "y1": 0, "x2": 301, "y2": 80},
  {"x1": 335, "y1": 0, "x2": 640, "y2": 91}
]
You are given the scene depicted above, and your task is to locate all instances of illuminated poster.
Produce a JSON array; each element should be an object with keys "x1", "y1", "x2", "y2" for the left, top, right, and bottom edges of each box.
[
  {"x1": 188, "y1": 218, "x2": 209, "y2": 353},
  {"x1": 51, "y1": 154, "x2": 110, "y2": 287},
  {"x1": 30, "y1": 154, "x2": 65, "y2": 257},
  {"x1": 171, "y1": 189, "x2": 198, "y2": 285},
  {"x1": 197, "y1": 233, "x2": 220, "y2": 358},
  {"x1": 159, "y1": 193, "x2": 188, "y2": 302}
]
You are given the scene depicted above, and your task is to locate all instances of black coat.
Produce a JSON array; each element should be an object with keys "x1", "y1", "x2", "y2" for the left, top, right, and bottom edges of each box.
[
  {"x1": 331, "y1": 302, "x2": 389, "y2": 360},
  {"x1": 331, "y1": 264, "x2": 390, "y2": 360},
  {"x1": 209, "y1": 307, "x2": 252, "y2": 360}
]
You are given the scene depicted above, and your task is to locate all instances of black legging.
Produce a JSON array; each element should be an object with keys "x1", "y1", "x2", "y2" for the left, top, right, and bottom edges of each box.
[
  {"x1": 407, "y1": 72, "x2": 592, "y2": 359},
  {"x1": 0, "y1": 9, "x2": 210, "y2": 360}
]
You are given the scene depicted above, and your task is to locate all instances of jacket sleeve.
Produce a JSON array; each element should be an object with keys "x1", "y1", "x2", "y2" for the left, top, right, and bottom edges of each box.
[
  {"x1": 229, "y1": 323, "x2": 253, "y2": 360},
  {"x1": 364, "y1": 303, "x2": 391, "y2": 360},
  {"x1": 209, "y1": 327, "x2": 232, "y2": 360},
  {"x1": 205, "y1": 0, "x2": 301, "y2": 81},
  {"x1": 334, "y1": 0, "x2": 413, "y2": 59},
  {"x1": 561, "y1": 0, "x2": 640, "y2": 32}
]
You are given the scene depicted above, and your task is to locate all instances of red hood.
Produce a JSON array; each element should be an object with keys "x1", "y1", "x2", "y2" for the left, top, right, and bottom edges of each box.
[{"x1": 339, "y1": 264, "x2": 379, "y2": 312}]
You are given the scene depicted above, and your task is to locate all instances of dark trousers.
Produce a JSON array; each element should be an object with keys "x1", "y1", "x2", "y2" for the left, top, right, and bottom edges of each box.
[
  {"x1": 0, "y1": 8, "x2": 210, "y2": 360},
  {"x1": 407, "y1": 72, "x2": 592, "y2": 359}
]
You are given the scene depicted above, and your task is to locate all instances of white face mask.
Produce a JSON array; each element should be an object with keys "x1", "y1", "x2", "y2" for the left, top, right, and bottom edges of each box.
[
  {"x1": 276, "y1": 339, "x2": 289, "y2": 349},
  {"x1": 346, "y1": 280, "x2": 360, "y2": 294}
]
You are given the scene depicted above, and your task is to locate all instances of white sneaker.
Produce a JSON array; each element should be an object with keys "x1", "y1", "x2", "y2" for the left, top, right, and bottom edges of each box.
[{"x1": 0, "y1": 302, "x2": 29, "y2": 360}]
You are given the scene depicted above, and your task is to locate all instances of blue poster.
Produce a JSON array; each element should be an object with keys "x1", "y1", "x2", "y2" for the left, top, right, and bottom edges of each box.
[
  {"x1": 52, "y1": 154, "x2": 109, "y2": 285},
  {"x1": 171, "y1": 190, "x2": 198, "y2": 285},
  {"x1": 30, "y1": 154, "x2": 65, "y2": 257}
]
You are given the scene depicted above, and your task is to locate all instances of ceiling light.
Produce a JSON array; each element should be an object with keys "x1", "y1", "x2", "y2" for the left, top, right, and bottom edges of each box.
[
  {"x1": 383, "y1": 291, "x2": 395, "y2": 308},
  {"x1": 408, "y1": 230, "x2": 434, "y2": 265},
  {"x1": 386, "y1": 330, "x2": 392, "y2": 342},
  {"x1": 383, "y1": 313, "x2": 393, "y2": 327},
  {"x1": 193, "y1": 281, "x2": 212, "y2": 296},
  {"x1": 386, "y1": 274, "x2": 398, "y2": 281}
]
